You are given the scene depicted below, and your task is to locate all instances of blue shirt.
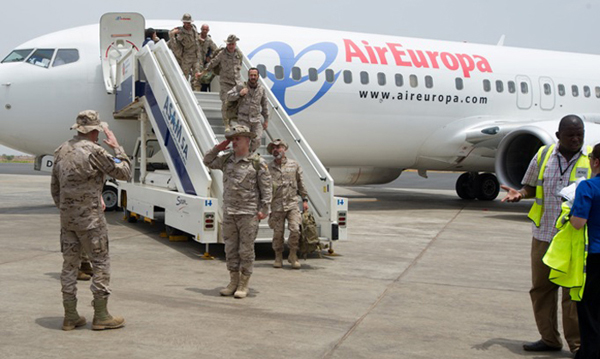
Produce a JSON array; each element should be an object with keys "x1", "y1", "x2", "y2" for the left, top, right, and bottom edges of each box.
[{"x1": 571, "y1": 174, "x2": 600, "y2": 253}]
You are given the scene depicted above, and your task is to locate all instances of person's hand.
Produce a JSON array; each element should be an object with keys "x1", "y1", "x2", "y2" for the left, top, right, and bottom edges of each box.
[
  {"x1": 216, "y1": 139, "x2": 230, "y2": 151},
  {"x1": 302, "y1": 201, "x2": 308, "y2": 212},
  {"x1": 102, "y1": 125, "x2": 120, "y2": 149},
  {"x1": 171, "y1": 28, "x2": 180, "y2": 35},
  {"x1": 500, "y1": 185, "x2": 522, "y2": 203},
  {"x1": 101, "y1": 196, "x2": 106, "y2": 211},
  {"x1": 195, "y1": 71, "x2": 202, "y2": 79},
  {"x1": 240, "y1": 88, "x2": 248, "y2": 96},
  {"x1": 262, "y1": 121, "x2": 268, "y2": 130},
  {"x1": 257, "y1": 211, "x2": 267, "y2": 220}
]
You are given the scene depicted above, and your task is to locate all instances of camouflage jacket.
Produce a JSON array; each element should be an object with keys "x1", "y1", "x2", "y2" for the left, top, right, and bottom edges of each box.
[
  {"x1": 198, "y1": 35, "x2": 218, "y2": 66},
  {"x1": 268, "y1": 157, "x2": 308, "y2": 212},
  {"x1": 227, "y1": 82, "x2": 269, "y2": 123},
  {"x1": 51, "y1": 135, "x2": 131, "y2": 231},
  {"x1": 168, "y1": 25, "x2": 200, "y2": 61},
  {"x1": 203, "y1": 146, "x2": 272, "y2": 215},
  {"x1": 206, "y1": 48, "x2": 242, "y2": 86}
]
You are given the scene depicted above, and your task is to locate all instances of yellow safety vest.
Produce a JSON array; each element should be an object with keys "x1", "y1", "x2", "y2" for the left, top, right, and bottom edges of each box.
[
  {"x1": 527, "y1": 144, "x2": 592, "y2": 227},
  {"x1": 543, "y1": 201, "x2": 588, "y2": 301}
]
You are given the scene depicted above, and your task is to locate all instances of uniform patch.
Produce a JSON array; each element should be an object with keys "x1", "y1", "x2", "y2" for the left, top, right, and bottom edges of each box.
[{"x1": 113, "y1": 157, "x2": 122, "y2": 164}]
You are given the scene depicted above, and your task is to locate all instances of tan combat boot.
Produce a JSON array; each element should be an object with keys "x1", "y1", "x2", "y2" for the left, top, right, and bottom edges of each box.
[
  {"x1": 80, "y1": 261, "x2": 93, "y2": 276},
  {"x1": 273, "y1": 251, "x2": 283, "y2": 268},
  {"x1": 223, "y1": 117, "x2": 231, "y2": 132},
  {"x1": 234, "y1": 274, "x2": 251, "y2": 299},
  {"x1": 220, "y1": 271, "x2": 240, "y2": 296},
  {"x1": 77, "y1": 270, "x2": 91, "y2": 281},
  {"x1": 288, "y1": 250, "x2": 301, "y2": 269},
  {"x1": 62, "y1": 299, "x2": 86, "y2": 331},
  {"x1": 92, "y1": 298, "x2": 125, "y2": 330}
]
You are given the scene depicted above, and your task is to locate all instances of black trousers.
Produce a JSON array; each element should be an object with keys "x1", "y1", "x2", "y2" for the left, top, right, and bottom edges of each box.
[{"x1": 576, "y1": 253, "x2": 600, "y2": 359}]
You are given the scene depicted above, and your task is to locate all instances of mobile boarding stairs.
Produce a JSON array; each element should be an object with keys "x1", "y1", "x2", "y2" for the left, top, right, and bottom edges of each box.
[{"x1": 99, "y1": 13, "x2": 347, "y2": 254}]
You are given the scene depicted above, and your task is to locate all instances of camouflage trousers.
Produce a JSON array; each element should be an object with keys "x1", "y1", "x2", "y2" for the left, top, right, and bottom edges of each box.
[
  {"x1": 223, "y1": 213, "x2": 259, "y2": 275},
  {"x1": 179, "y1": 55, "x2": 201, "y2": 90},
  {"x1": 268, "y1": 207, "x2": 301, "y2": 252},
  {"x1": 60, "y1": 221, "x2": 111, "y2": 301},
  {"x1": 237, "y1": 116, "x2": 263, "y2": 153}
]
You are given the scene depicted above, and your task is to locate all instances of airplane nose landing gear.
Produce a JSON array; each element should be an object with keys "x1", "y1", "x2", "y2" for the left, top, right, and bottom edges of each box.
[{"x1": 455, "y1": 172, "x2": 500, "y2": 201}]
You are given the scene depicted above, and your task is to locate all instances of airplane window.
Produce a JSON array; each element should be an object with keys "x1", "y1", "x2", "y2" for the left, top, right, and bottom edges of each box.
[
  {"x1": 257, "y1": 64, "x2": 267, "y2": 78},
  {"x1": 455, "y1": 78, "x2": 464, "y2": 90},
  {"x1": 508, "y1": 81, "x2": 516, "y2": 93},
  {"x1": 483, "y1": 80, "x2": 491, "y2": 92},
  {"x1": 395, "y1": 74, "x2": 403, "y2": 87},
  {"x1": 584, "y1": 85, "x2": 591, "y2": 98},
  {"x1": 558, "y1": 84, "x2": 565, "y2": 96},
  {"x1": 496, "y1": 80, "x2": 504, "y2": 93},
  {"x1": 310, "y1": 68, "x2": 318, "y2": 82},
  {"x1": 26, "y1": 48, "x2": 55, "y2": 68},
  {"x1": 409, "y1": 74, "x2": 418, "y2": 88},
  {"x1": 360, "y1": 71, "x2": 369, "y2": 84},
  {"x1": 596, "y1": 87, "x2": 600, "y2": 98},
  {"x1": 325, "y1": 69, "x2": 334, "y2": 83},
  {"x1": 543, "y1": 83, "x2": 551, "y2": 95},
  {"x1": 343, "y1": 70, "x2": 351, "y2": 84},
  {"x1": 1, "y1": 48, "x2": 33, "y2": 63},
  {"x1": 572, "y1": 85, "x2": 579, "y2": 97},
  {"x1": 520, "y1": 82, "x2": 529, "y2": 94},
  {"x1": 377, "y1": 72, "x2": 386, "y2": 86},
  {"x1": 291, "y1": 67, "x2": 301, "y2": 81},
  {"x1": 274, "y1": 65, "x2": 284, "y2": 80},
  {"x1": 52, "y1": 49, "x2": 79, "y2": 67},
  {"x1": 425, "y1": 75, "x2": 433, "y2": 88}
]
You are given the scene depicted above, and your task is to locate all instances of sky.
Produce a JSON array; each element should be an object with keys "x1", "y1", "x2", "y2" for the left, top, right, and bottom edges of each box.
[{"x1": 1, "y1": 0, "x2": 600, "y2": 155}]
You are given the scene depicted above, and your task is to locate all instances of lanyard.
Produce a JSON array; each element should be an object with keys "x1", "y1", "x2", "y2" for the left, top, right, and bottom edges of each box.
[{"x1": 557, "y1": 153, "x2": 576, "y2": 177}]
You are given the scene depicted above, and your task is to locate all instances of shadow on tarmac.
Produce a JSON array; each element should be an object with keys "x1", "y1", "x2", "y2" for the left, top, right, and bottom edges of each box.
[{"x1": 471, "y1": 337, "x2": 569, "y2": 358}]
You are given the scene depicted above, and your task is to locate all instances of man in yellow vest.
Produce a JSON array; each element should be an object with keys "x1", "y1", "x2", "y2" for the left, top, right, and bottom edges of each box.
[{"x1": 501, "y1": 115, "x2": 590, "y2": 354}]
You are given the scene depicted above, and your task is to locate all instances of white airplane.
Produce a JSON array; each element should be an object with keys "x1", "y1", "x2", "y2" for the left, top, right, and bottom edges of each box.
[{"x1": 2, "y1": 16, "x2": 600, "y2": 201}]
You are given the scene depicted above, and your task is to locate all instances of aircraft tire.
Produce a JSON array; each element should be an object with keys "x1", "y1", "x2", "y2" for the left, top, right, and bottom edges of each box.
[
  {"x1": 475, "y1": 173, "x2": 500, "y2": 201},
  {"x1": 455, "y1": 172, "x2": 477, "y2": 200}
]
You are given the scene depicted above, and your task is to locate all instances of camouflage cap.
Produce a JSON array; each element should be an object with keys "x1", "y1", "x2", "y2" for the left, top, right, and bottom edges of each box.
[
  {"x1": 267, "y1": 139, "x2": 288, "y2": 154},
  {"x1": 225, "y1": 125, "x2": 256, "y2": 139},
  {"x1": 181, "y1": 13, "x2": 194, "y2": 23},
  {"x1": 70, "y1": 110, "x2": 107, "y2": 134},
  {"x1": 225, "y1": 34, "x2": 240, "y2": 44}
]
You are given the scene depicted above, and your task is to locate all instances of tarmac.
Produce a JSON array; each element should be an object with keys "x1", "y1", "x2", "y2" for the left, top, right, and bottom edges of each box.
[{"x1": 0, "y1": 165, "x2": 577, "y2": 358}]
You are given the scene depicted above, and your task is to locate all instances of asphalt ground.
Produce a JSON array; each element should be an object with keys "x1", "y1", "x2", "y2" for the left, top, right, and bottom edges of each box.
[{"x1": 0, "y1": 164, "x2": 576, "y2": 359}]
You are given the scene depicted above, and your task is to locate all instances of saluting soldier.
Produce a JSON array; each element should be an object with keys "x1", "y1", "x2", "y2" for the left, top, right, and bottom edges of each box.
[
  {"x1": 202, "y1": 125, "x2": 272, "y2": 298},
  {"x1": 227, "y1": 67, "x2": 269, "y2": 152},
  {"x1": 51, "y1": 110, "x2": 131, "y2": 331},
  {"x1": 168, "y1": 13, "x2": 202, "y2": 89},
  {"x1": 267, "y1": 139, "x2": 309, "y2": 269}
]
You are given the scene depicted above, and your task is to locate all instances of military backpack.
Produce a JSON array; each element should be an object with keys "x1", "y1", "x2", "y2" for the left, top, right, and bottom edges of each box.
[{"x1": 299, "y1": 211, "x2": 321, "y2": 259}]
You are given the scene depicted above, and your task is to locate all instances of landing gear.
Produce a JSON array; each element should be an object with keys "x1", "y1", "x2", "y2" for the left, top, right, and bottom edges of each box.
[{"x1": 455, "y1": 172, "x2": 500, "y2": 201}]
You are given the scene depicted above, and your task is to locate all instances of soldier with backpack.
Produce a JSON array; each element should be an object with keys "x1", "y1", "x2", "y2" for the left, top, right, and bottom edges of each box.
[
  {"x1": 267, "y1": 139, "x2": 309, "y2": 269},
  {"x1": 198, "y1": 34, "x2": 243, "y2": 126},
  {"x1": 168, "y1": 13, "x2": 202, "y2": 89}
]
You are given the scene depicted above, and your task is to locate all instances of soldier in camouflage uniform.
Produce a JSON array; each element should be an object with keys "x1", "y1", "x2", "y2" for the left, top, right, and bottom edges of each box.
[
  {"x1": 51, "y1": 110, "x2": 131, "y2": 331},
  {"x1": 168, "y1": 13, "x2": 202, "y2": 90},
  {"x1": 203, "y1": 125, "x2": 272, "y2": 299},
  {"x1": 197, "y1": 24, "x2": 218, "y2": 92},
  {"x1": 199, "y1": 34, "x2": 243, "y2": 125},
  {"x1": 227, "y1": 68, "x2": 269, "y2": 152},
  {"x1": 267, "y1": 139, "x2": 309, "y2": 269}
]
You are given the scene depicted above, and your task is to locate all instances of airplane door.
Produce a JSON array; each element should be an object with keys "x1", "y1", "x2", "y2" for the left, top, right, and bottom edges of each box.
[
  {"x1": 100, "y1": 13, "x2": 145, "y2": 93},
  {"x1": 515, "y1": 75, "x2": 532, "y2": 109},
  {"x1": 539, "y1": 77, "x2": 555, "y2": 110}
]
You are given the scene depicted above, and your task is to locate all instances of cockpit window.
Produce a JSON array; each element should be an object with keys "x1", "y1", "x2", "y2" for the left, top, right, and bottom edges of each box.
[
  {"x1": 53, "y1": 49, "x2": 79, "y2": 67},
  {"x1": 1, "y1": 49, "x2": 34, "y2": 63},
  {"x1": 26, "y1": 49, "x2": 55, "y2": 68}
]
